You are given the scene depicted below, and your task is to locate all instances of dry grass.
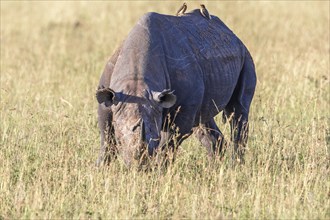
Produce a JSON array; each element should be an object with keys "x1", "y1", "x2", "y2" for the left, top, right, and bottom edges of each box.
[{"x1": 1, "y1": 1, "x2": 329, "y2": 219}]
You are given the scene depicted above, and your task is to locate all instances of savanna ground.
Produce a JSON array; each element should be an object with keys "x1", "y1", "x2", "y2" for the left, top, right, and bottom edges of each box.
[{"x1": 1, "y1": 1, "x2": 329, "y2": 219}]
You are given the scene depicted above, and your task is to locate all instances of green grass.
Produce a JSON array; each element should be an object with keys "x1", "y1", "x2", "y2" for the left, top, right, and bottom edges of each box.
[{"x1": 1, "y1": 1, "x2": 329, "y2": 219}]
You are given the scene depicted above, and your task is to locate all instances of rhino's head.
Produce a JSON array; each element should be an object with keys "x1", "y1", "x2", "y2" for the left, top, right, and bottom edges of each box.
[{"x1": 96, "y1": 87, "x2": 176, "y2": 166}]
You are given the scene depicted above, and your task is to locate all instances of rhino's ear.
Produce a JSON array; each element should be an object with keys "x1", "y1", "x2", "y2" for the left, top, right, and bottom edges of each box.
[
  {"x1": 96, "y1": 87, "x2": 116, "y2": 107},
  {"x1": 152, "y1": 89, "x2": 176, "y2": 108}
]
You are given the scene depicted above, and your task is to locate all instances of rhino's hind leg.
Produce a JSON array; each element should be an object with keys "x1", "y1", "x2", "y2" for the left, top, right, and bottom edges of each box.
[
  {"x1": 96, "y1": 104, "x2": 117, "y2": 166},
  {"x1": 193, "y1": 119, "x2": 226, "y2": 158},
  {"x1": 223, "y1": 52, "x2": 256, "y2": 163},
  {"x1": 223, "y1": 107, "x2": 249, "y2": 163}
]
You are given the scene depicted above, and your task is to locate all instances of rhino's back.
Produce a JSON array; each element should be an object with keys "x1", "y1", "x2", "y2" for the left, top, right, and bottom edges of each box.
[
  {"x1": 138, "y1": 11, "x2": 246, "y2": 121},
  {"x1": 111, "y1": 11, "x2": 247, "y2": 122}
]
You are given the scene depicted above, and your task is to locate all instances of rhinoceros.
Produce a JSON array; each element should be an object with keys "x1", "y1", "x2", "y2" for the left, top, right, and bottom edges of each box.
[{"x1": 96, "y1": 9, "x2": 256, "y2": 166}]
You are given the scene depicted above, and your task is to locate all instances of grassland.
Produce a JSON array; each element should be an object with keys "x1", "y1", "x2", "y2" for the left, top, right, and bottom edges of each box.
[{"x1": 1, "y1": 1, "x2": 329, "y2": 219}]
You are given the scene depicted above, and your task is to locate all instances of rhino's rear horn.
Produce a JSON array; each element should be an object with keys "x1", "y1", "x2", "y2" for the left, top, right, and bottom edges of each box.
[
  {"x1": 96, "y1": 87, "x2": 116, "y2": 107},
  {"x1": 152, "y1": 89, "x2": 176, "y2": 108}
]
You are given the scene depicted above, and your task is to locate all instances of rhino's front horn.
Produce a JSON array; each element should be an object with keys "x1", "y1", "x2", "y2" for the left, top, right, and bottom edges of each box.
[{"x1": 152, "y1": 89, "x2": 176, "y2": 108}]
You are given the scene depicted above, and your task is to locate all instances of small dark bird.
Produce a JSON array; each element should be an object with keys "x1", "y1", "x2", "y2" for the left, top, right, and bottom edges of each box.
[
  {"x1": 200, "y1": 4, "x2": 211, "y2": 20},
  {"x1": 176, "y1": 3, "x2": 187, "y2": 16}
]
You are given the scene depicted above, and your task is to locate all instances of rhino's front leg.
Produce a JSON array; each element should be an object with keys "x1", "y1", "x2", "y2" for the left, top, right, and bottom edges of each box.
[
  {"x1": 162, "y1": 107, "x2": 196, "y2": 151},
  {"x1": 156, "y1": 108, "x2": 195, "y2": 166},
  {"x1": 193, "y1": 118, "x2": 226, "y2": 158}
]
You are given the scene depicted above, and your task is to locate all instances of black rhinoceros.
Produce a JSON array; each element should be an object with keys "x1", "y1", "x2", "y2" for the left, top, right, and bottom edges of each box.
[{"x1": 96, "y1": 9, "x2": 256, "y2": 166}]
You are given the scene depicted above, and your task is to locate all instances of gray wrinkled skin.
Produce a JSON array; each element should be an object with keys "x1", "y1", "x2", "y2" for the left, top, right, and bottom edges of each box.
[{"x1": 96, "y1": 9, "x2": 256, "y2": 167}]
